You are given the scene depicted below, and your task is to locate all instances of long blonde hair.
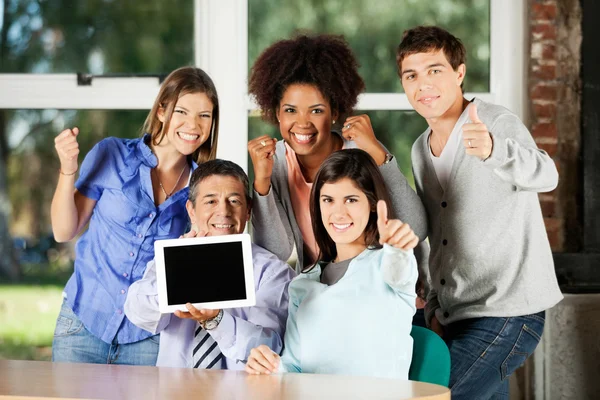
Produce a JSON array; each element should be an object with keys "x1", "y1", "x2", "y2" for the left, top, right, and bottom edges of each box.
[{"x1": 143, "y1": 67, "x2": 220, "y2": 164}]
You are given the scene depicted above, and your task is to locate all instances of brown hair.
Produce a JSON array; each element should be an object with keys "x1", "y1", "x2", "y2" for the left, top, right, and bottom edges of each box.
[
  {"x1": 248, "y1": 34, "x2": 365, "y2": 125},
  {"x1": 308, "y1": 149, "x2": 394, "y2": 268},
  {"x1": 396, "y1": 25, "x2": 466, "y2": 75},
  {"x1": 143, "y1": 67, "x2": 220, "y2": 164}
]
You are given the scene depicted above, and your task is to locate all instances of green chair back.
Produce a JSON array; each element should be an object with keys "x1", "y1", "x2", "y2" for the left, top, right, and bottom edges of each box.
[{"x1": 408, "y1": 325, "x2": 451, "y2": 387}]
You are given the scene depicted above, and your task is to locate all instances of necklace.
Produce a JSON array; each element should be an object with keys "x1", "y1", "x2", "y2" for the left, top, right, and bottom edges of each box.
[{"x1": 154, "y1": 163, "x2": 187, "y2": 200}]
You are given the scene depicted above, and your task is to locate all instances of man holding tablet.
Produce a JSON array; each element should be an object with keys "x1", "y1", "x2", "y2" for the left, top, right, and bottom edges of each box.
[{"x1": 125, "y1": 160, "x2": 296, "y2": 370}]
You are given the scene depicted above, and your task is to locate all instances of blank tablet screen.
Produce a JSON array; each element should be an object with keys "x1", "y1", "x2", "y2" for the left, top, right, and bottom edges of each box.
[{"x1": 163, "y1": 241, "x2": 247, "y2": 306}]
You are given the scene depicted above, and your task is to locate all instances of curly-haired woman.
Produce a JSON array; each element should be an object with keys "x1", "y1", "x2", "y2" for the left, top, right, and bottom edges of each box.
[{"x1": 247, "y1": 34, "x2": 427, "y2": 272}]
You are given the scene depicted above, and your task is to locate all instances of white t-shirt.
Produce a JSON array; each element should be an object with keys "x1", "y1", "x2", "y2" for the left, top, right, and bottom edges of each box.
[{"x1": 428, "y1": 104, "x2": 473, "y2": 191}]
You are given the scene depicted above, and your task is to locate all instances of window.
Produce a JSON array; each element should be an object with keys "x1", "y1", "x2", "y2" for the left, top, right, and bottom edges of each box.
[
  {"x1": 0, "y1": 0, "x2": 526, "y2": 269},
  {"x1": 249, "y1": 0, "x2": 491, "y2": 93},
  {"x1": 1, "y1": 0, "x2": 526, "y2": 168},
  {"x1": 1, "y1": 1, "x2": 194, "y2": 74},
  {"x1": 0, "y1": 1, "x2": 528, "y2": 359},
  {"x1": 1, "y1": 0, "x2": 194, "y2": 109},
  {"x1": 0, "y1": 0, "x2": 197, "y2": 280},
  {"x1": 244, "y1": 0, "x2": 525, "y2": 185}
]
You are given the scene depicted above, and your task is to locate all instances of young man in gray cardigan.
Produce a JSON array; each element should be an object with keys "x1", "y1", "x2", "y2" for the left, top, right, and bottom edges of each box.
[{"x1": 397, "y1": 26, "x2": 563, "y2": 399}]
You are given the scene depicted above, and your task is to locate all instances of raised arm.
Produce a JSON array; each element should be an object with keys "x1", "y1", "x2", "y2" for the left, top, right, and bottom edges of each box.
[
  {"x1": 377, "y1": 201, "x2": 419, "y2": 298},
  {"x1": 250, "y1": 142, "x2": 296, "y2": 262},
  {"x1": 380, "y1": 159, "x2": 428, "y2": 241},
  {"x1": 464, "y1": 104, "x2": 558, "y2": 192},
  {"x1": 251, "y1": 187, "x2": 296, "y2": 262},
  {"x1": 50, "y1": 128, "x2": 97, "y2": 242}
]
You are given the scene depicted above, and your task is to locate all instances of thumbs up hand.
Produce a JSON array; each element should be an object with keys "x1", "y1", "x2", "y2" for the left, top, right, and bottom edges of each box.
[
  {"x1": 462, "y1": 104, "x2": 494, "y2": 160},
  {"x1": 377, "y1": 200, "x2": 418, "y2": 251}
]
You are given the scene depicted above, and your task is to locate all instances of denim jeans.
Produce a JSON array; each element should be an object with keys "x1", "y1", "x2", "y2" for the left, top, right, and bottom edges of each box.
[
  {"x1": 52, "y1": 300, "x2": 159, "y2": 365},
  {"x1": 445, "y1": 311, "x2": 545, "y2": 400}
]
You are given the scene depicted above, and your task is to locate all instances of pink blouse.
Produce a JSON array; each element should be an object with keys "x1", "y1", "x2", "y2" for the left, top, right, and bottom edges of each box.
[{"x1": 284, "y1": 142, "x2": 318, "y2": 265}]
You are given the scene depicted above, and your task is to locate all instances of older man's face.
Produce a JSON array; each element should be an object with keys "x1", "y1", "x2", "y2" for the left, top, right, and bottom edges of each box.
[{"x1": 185, "y1": 175, "x2": 250, "y2": 236}]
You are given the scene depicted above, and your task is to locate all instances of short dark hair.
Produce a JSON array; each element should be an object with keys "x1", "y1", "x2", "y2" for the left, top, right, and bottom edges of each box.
[
  {"x1": 249, "y1": 34, "x2": 365, "y2": 125},
  {"x1": 188, "y1": 159, "x2": 251, "y2": 206},
  {"x1": 396, "y1": 25, "x2": 466, "y2": 72},
  {"x1": 308, "y1": 149, "x2": 394, "y2": 267}
]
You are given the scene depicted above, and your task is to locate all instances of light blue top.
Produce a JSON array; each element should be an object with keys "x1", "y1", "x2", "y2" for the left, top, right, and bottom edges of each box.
[
  {"x1": 64, "y1": 135, "x2": 196, "y2": 344},
  {"x1": 124, "y1": 244, "x2": 296, "y2": 369},
  {"x1": 279, "y1": 245, "x2": 417, "y2": 379}
]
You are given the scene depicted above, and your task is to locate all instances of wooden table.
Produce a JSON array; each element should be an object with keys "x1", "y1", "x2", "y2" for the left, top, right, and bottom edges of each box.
[{"x1": 0, "y1": 360, "x2": 450, "y2": 400}]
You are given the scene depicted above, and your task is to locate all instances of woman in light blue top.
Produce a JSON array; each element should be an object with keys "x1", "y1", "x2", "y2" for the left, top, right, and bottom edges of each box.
[
  {"x1": 50, "y1": 67, "x2": 220, "y2": 365},
  {"x1": 246, "y1": 149, "x2": 418, "y2": 379}
]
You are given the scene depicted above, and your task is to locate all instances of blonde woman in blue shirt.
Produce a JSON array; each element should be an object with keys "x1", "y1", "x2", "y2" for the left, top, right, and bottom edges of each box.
[
  {"x1": 246, "y1": 149, "x2": 418, "y2": 379},
  {"x1": 50, "y1": 67, "x2": 219, "y2": 365}
]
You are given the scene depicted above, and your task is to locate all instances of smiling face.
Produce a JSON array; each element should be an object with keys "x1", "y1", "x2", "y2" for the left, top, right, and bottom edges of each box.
[
  {"x1": 276, "y1": 83, "x2": 339, "y2": 157},
  {"x1": 158, "y1": 91, "x2": 214, "y2": 156},
  {"x1": 319, "y1": 178, "x2": 371, "y2": 254},
  {"x1": 186, "y1": 175, "x2": 250, "y2": 236},
  {"x1": 400, "y1": 50, "x2": 465, "y2": 121}
]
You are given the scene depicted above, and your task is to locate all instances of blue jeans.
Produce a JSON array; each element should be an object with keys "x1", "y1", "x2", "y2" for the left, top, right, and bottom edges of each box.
[
  {"x1": 52, "y1": 300, "x2": 159, "y2": 365},
  {"x1": 445, "y1": 312, "x2": 545, "y2": 400}
]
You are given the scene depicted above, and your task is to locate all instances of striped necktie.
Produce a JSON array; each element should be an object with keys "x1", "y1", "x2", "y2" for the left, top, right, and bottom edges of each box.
[{"x1": 192, "y1": 323, "x2": 224, "y2": 369}]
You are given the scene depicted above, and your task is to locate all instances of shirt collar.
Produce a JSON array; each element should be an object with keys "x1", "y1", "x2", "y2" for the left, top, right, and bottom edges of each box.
[{"x1": 138, "y1": 133, "x2": 159, "y2": 168}]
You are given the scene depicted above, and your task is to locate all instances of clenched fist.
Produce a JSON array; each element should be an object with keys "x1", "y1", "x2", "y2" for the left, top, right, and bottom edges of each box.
[
  {"x1": 248, "y1": 135, "x2": 277, "y2": 195},
  {"x1": 54, "y1": 127, "x2": 80, "y2": 175}
]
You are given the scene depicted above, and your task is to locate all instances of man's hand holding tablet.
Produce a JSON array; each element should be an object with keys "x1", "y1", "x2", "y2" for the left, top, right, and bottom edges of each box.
[
  {"x1": 173, "y1": 229, "x2": 220, "y2": 322},
  {"x1": 154, "y1": 231, "x2": 256, "y2": 314}
]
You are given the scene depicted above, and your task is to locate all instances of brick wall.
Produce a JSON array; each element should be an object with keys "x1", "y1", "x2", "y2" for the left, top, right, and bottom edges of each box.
[{"x1": 528, "y1": 0, "x2": 581, "y2": 252}]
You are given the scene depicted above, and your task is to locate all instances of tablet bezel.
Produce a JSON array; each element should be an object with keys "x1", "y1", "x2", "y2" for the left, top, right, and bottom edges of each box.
[{"x1": 154, "y1": 233, "x2": 256, "y2": 313}]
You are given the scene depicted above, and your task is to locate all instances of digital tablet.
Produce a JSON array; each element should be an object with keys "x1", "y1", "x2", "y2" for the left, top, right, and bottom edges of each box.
[{"x1": 154, "y1": 233, "x2": 256, "y2": 313}]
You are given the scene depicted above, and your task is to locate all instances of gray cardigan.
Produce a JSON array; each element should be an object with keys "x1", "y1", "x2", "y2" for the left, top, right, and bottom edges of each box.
[
  {"x1": 412, "y1": 98, "x2": 563, "y2": 326},
  {"x1": 252, "y1": 133, "x2": 428, "y2": 273}
]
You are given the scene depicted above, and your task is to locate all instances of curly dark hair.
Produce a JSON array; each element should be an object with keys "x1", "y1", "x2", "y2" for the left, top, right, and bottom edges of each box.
[{"x1": 249, "y1": 34, "x2": 365, "y2": 125}]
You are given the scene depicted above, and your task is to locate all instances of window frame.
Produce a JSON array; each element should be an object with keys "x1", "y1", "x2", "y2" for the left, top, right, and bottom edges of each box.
[
  {"x1": 0, "y1": 0, "x2": 525, "y2": 170},
  {"x1": 553, "y1": 0, "x2": 600, "y2": 293}
]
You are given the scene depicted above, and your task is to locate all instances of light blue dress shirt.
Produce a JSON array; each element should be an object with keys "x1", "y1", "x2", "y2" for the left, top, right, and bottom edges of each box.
[
  {"x1": 63, "y1": 135, "x2": 196, "y2": 344},
  {"x1": 279, "y1": 245, "x2": 417, "y2": 379},
  {"x1": 124, "y1": 243, "x2": 296, "y2": 369}
]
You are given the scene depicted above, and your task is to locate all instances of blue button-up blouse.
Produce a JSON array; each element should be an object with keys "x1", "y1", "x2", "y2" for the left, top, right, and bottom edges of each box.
[{"x1": 63, "y1": 135, "x2": 196, "y2": 344}]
